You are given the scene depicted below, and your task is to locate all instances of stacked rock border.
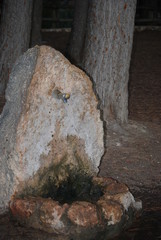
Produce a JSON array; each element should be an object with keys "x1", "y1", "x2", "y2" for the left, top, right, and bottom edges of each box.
[{"x1": 10, "y1": 176, "x2": 142, "y2": 239}]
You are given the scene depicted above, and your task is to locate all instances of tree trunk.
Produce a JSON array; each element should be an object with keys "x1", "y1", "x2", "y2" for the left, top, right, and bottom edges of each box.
[
  {"x1": 0, "y1": 0, "x2": 33, "y2": 94},
  {"x1": 67, "y1": 0, "x2": 89, "y2": 65},
  {"x1": 79, "y1": 0, "x2": 136, "y2": 123},
  {"x1": 82, "y1": 0, "x2": 137, "y2": 123},
  {"x1": 30, "y1": 0, "x2": 43, "y2": 47}
]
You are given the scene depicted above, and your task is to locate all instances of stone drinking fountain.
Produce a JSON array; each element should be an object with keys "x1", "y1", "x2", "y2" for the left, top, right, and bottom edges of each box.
[{"x1": 0, "y1": 46, "x2": 141, "y2": 239}]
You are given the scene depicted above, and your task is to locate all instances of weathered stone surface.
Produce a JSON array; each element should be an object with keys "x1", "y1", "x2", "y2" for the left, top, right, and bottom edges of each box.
[
  {"x1": 39, "y1": 199, "x2": 69, "y2": 234},
  {"x1": 103, "y1": 192, "x2": 135, "y2": 211},
  {"x1": 0, "y1": 47, "x2": 39, "y2": 214},
  {"x1": 103, "y1": 182, "x2": 129, "y2": 195},
  {"x1": 0, "y1": 45, "x2": 104, "y2": 213},
  {"x1": 10, "y1": 197, "x2": 37, "y2": 219},
  {"x1": 97, "y1": 199, "x2": 123, "y2": 225},
  {"x1": 100, "y1": 180, "x2": 140, "y2": 213},
  {"x1": 92, "y1": 176, "x2": 116, "y2": 188},
  {"x1": 10, "y1": 197, "x2": 69, "y2": 234},
  {"x1": 67, "y1": 201, "x2": 98, "y2": 227}
]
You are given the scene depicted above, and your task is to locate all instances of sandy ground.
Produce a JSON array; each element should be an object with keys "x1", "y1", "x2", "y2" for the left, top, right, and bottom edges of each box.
[{"x1": 99, "y1": 120, "x2": 161, "y2": 194}]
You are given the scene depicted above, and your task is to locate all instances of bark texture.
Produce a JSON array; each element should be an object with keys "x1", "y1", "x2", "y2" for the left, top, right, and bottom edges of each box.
[
  {"x1": 0, "y1": 0, "x2": 33, "y2": 94},
  {"x1": 67, "y1": 0, "x2": 89, "y2": 65},
  {"x1": 82, "y1": 0, "x2": 137, "y2": 123}
]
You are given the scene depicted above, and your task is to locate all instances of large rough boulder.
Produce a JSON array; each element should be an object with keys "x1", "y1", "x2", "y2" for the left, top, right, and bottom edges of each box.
[{"x1": 0, "y1": 46, "x2": 104, "y2": 213}]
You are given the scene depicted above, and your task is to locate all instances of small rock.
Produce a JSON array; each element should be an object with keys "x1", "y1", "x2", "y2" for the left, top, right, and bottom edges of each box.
[
  {"x1": 97, "y1": 199, "x2": 123, "y2": 225},
  {"x1": 67, "y1": 201, "x2": 98, "y2": 227},
  {"x1": 92, "y1": 176, "x2": 116, "y2": 188},
  {"x1": 103, "y1": 182, "x2": 129, "y2": 195},
  {"x1": 103, "y1": 191, "x2": 135, "y2": 211},
  {"x1": 39, "y1": 199, "x2": 69, "y2": 233},
  {"x1": 10, "y1": 197, "x2": 37, "y2": 219}
]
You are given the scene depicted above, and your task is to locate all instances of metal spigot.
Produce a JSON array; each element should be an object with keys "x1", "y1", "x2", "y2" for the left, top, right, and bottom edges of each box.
[{"x1": 52, "y1": 89, "x2": 70, "y2": 103}]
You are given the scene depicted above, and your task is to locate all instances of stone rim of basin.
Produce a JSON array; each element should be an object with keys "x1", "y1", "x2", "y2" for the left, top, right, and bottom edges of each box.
[{"x1": 9, "y1": 176, "x2": 142, "y2": 238}]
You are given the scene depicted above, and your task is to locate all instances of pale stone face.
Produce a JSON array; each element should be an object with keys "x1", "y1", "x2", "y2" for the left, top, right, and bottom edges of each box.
[
  {"x1": 16, "y1": 46, "x2": 104, "y2": 179},
  {"x1": 0, "y1": 46, "x2": 104, "y2": 212}
]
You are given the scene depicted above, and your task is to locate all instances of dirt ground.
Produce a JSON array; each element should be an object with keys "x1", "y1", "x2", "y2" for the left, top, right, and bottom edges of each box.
[
  {"x1": 99, "y1": 120, "x2": 161, "y2": 193},
  {"x1": 0, "y1": 30, "x2": 161, "y2": 239}
]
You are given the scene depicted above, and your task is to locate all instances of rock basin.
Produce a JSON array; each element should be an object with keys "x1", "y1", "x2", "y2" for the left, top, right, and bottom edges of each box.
[{"x1": 10, "y1": 176, "x2": 142, "y2": 240}]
